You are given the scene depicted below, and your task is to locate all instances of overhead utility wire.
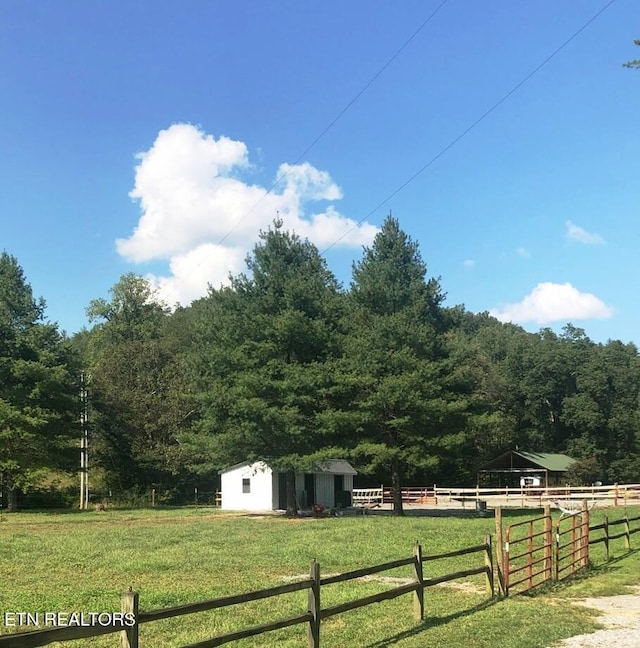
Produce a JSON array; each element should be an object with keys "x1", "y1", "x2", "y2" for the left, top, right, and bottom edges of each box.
[
  {"x1": 215, "y1": 0, "x2": 451, "y2": 248},
  {"x1": 321, "y1": 0, "x2": 618, "y2": 254}
]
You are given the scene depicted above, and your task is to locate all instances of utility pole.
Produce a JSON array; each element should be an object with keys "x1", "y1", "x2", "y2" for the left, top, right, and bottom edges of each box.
[{"x1": 79, "y1": 373, "x2": 89, "y2": 509}]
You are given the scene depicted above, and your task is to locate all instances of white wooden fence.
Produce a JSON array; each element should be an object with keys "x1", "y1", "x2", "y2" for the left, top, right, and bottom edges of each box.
[{"x1": 351, "y1": 483, "x2": 640, "y2": 508}]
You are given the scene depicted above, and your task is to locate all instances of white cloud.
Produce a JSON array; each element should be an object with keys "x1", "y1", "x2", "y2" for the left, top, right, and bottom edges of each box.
[
  {"x1": 276, "y1": 162, "x2": 343, "y2": 202},
  {"x1": 116, "y1": 123, "x2": 377, "y2": 306},
  {"x1": 463, "y1": 259, "x2": 475, "y2": 268},
  {"x1": 565, "y1": 220, "x2": 605, "y2": 245},
  {"x1": 145, "y1": 243, "x2": 246, "y2": 307},
  {"x1": 516, "y1": 247, "x2": 531, "y2": 258},
  {"x1": 490, "y1": 282, "x2": 613, "y2": 325},
  {"x1": 292, "y1": 206, "x2": 378, "y2": 247}
]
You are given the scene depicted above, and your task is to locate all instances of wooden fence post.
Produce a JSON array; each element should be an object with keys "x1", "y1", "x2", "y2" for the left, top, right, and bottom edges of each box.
[
  {"x1": 527, "y1": 520, "x2": 534, "y2": 589},
  {"x1": 120, "y1": 588, "x2": 139, "y2": 648},
  {"x1": 604, "y1": 515, "x2": 609, "y2": 561},
  {"x1": 413, "y1": 542, "x2": 424, "y2": 621},
  {"x1": 625, "y1": 513, "x2": 631, "y2": 551},
  {"x1": 554, "y1": 517, "x2": 560, "y2": 581},
  {"x1": 543, "y1": 505, "x2": 552, "y2": 582},
  {"x1": 585, "y1": 500, "x2": 591, "y2": 567},
  {"x1": 494, "y1": 507, "x2": 505, "y2": 596},
  {"x1": 308, "y1": 560, "x2": 321, "y2": 648},
  {"x1": 484, "y1": 534, "x2": 494, "y2": 596},
  {"x1": 571, "y1": 514, "x2": 577, "y2": 574}
]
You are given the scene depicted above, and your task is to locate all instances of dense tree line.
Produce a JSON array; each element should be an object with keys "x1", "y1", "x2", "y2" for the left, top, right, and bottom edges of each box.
[
  {"x1": 0, "y1": 252, "x2": 80, "y2": 510},
  {"x1": 2, "y1": 217, "x2": 640, "y2": 512}
]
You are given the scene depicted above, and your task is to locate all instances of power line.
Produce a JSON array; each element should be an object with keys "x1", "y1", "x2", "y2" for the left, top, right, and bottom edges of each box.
[
  {"x1": 321, "y1": 0, "x2": 618, "y2": 254},
  {"x1": 215, "y1": 0, "x2": 451, "y2": 248}
]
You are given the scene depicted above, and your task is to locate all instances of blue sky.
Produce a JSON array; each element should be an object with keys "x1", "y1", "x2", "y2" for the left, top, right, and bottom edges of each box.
[{"x1": 1, "y1": 0, "x2": 638, "y2": 344}]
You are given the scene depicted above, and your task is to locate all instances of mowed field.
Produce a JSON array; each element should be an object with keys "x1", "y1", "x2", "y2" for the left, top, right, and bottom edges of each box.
[{"x1": 1, "y1": 506, "x2": 639, "y2": 647}]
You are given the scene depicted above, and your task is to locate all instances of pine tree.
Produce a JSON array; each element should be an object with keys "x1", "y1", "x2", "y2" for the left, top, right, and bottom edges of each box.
[
  {"x1": 345, "y1": 216, "x2": 456, "y2": 514},
  {"x1": 185, "y1": 221, "x2": 343, "y2": 515}
]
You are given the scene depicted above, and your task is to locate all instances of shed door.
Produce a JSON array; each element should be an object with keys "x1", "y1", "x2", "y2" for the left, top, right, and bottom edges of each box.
[
  {"x1": 277, "y1": 472, "x2": 287, "y2": 510},
  {"x1": 304, "y1": 473, "x2": 316, "y2": 507},
  {"x1": 334, "y1": 475, "x2": 344, "y2": 506}
]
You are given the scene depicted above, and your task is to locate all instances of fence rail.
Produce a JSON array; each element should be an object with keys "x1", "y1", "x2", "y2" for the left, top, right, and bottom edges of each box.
[
  {"x1": 589, "y1": 511, "x2": 640, "y2": 560},
  {"x1": 0, "y1": 539, "x2": 493, "y2": 648},
  {"x1": 352, "y1": 483, "x2": 640, "y2": 508},
  {"x1": 0, "y1": 620, "x2": 130, "y2": 648}
]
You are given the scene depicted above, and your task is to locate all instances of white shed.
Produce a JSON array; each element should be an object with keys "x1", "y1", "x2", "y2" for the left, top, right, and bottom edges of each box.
[{"x1": 220, "y1": 460, "x2": 357, "y2": 512}]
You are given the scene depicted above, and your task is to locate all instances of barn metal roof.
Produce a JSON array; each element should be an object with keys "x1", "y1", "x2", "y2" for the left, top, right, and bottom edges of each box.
[{"x1": 478, "y1": 450, "x2": 575, "y2": 472}]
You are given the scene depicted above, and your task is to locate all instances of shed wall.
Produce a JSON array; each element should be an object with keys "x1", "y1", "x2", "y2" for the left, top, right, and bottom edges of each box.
[
  {"x1": 315, "y1": 474, "x2": 334, "y2": 508},
  {"x1": 221, "y1": 462, "x2": 356, "y2": 511},
  {"x1": 221, "y1": 462, "x2": 273, "y2": 511}
]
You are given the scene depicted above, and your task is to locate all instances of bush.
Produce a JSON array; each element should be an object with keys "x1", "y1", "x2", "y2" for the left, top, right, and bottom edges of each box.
[
  {"x1": 564, "y1": 457, "x2": 602, "y2": 486},
  {"x1": 607, "y1": 455, "x2": 640, "y2": 484}
]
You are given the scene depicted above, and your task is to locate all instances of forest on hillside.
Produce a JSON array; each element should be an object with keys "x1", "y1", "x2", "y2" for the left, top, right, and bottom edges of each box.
[{"x1": 2, "y1": 216, "x2": 640, "y2": 512}]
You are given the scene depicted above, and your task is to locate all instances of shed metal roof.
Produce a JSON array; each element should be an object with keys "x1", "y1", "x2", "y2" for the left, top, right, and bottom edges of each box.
[{"x1": 312, "y1": 459, "x2": 357, "y2": 475}]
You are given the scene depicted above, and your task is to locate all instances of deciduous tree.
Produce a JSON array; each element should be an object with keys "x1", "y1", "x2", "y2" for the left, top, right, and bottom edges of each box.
[
  {"x1": 0, "y1": 253, "x2": 79, "y2": 510},
  {"x1": 85, "y1": 274, "x2": 194, "y2": 499}
]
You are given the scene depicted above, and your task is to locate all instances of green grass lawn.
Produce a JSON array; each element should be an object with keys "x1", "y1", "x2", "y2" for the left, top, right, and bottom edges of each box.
[{"x1": 0, "y1": 505, "x2": 638, "y2": 647}]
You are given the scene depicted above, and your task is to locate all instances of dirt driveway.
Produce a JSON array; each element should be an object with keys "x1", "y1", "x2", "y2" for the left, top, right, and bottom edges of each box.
[{"x1": 553, "y1": 587, "x2": 640, "y2": 647}]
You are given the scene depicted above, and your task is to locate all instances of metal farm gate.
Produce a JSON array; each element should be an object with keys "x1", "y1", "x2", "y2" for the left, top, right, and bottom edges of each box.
[
  {"x1": 496, "y1": 503, "x2": 590, "y2": 595},
  {"x1": 496, "y1": 506, "x2": 553, "y2": 595},
  {"x1": 555, "y1": 505, "x2": 590, "y2": 580}
]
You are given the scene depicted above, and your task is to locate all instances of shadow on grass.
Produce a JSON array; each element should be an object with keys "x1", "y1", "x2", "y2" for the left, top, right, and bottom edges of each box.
[
  {"x1": 576, "y1": 547, "x2": 640, "y2": 580},
  {"x1": 364, "y1": 507, "x2": 548, "y2": 519},
  {"x1": 597, "y1": 547, "x2": 639, "y2": 566},
  {"x1": 365, "y1": 508, "x2": 491, "y2": 518},
  {"x1": 0, "y1": 507, "x2": 90, "y2": 516},
  {"x1": 0, "y1": 505, "x2": 225, "y2": 522},
  {"x1": 364, "y1": 548, "x2": 640, "y2": 646},
  {"x1": 363, "y1": 598, "x2": 497, "y2": 648}
]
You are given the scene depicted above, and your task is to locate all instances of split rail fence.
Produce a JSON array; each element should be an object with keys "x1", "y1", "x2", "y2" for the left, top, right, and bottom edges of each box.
[
  {"x1": 588, "y1": 509, "x2": 640, "y2": 560},
  {"x1": 0, "y1": 539, "x2": 493, "y2": 648}
]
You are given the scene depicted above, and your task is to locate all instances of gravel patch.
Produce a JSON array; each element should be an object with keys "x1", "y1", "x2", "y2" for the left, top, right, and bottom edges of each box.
[{"x1": 552, "y1": 587, "x2": 640, "y2": 647}]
